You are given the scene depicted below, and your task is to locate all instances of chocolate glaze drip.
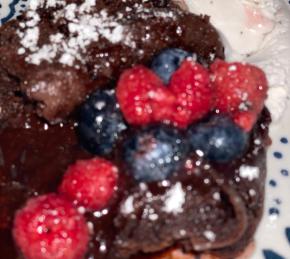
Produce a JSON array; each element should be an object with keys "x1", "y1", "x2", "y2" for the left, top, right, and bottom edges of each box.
[{"x1": 0, "y1": 109, "x2": 271, "y2": 259}]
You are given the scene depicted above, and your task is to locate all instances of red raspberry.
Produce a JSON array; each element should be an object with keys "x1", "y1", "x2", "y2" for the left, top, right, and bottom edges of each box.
[
  {"x1": 210, "y1": 59, "x2": 268, "y2": 131},
  {"x1": 169, "y1": 60, "x2": 213, "y2": 128},
  {"x1": 59, "y1": 158, "x2": 118, "y2": 210},
  {"x1": 13, "y1": 194, "x2": 89, "y2": 259},
  {"x1": 116, "y1": 65, "x2": 175, "y2": 125},
  {"x1": 233, "y1": 111, "x2": 258, "y2": 132}
]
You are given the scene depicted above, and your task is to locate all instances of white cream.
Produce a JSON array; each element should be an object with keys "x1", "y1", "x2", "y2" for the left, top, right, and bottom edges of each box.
[
  {"x1": 245, "y1": 0, "x2": 290, "y2": 121},
  {"x1": 184, "y1": 0, "x2": 275, "y2": 56},
  {"x1": 181, "y1": 0, "x2": 290, "y2": 121}
]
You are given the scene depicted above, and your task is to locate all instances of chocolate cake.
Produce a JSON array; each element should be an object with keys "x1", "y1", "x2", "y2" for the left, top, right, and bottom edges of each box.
[{"x1": 0, "y1": 1, "x2": 271, "y2": 259}]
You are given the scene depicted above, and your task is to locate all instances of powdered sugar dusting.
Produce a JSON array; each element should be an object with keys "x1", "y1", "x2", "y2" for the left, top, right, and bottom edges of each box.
[
  {"x1": 28, "y1": 0, "x2": 66, "y2": 10},
  {"x1": 239, "y1": 165, "x2": 260, "y2": 181},
  {"x1": 163, "y1": 182, "x2": 185, "y2": 214},
  {"x1": 17, "y1": 26, "x2": 40, "y2": 53},
  {"x1": 121, "y1": 196, "x2": 134, "y2": 215},
  {"x1": 17, "y1": 0, "x2": 128, "y2": 66},
  {"x1": 16, "y1": 1, "x2": 177, "y2": 67},
  {"x1": 203, "y1": 230, "x2": 216, "y2": 242}
]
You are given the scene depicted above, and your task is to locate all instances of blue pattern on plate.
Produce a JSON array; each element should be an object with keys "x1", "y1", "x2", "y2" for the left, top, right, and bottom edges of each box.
[
  {"x1": 269, "y1": 179, "x2": 277, "y2": 187},
  {"x1": 269, "y1": 207, "x2": 280, "y2": 216},
  {"x1": 1, "y1": 0, "x2": 20, "y2": 24},
  {"x1": 1, "y1": 1, "x2": 290, "y2": 259},
  {"x1": 273, "y1": 151, "x2": 283, "y2": 159},
  {"x1": 286, "y1": 228, "x2": 290, "y2": 244},
  {"x1": 0, "y1": 0, "x2": 27, "y2": 25},
  {"x1": 263, "y1": 250, "x2": 285, "y2": 259},
  {"x1": 281, "y1": 169, "x2": 289, "y2": 177},
  {"x1": 280, "y1": 137, "x2": 288, "y2": 144}
]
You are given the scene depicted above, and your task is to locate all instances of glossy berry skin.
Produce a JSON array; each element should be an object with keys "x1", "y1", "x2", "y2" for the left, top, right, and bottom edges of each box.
[
  {"x1": 13, "y1": 194, "x2": 89, "y2": 259},
  {"x1": 151, "y1": 48, "x2": 193, "y2": 84},
  {"x1": 187, "y1": 115, "x2": 249, "y2": 163},
  {"x1": 210, "y1": 59, "x2": 268, "y2": 131},
  {"x1": 59, "y1": 158, "x2": 118, "y2": 211},
  {"x1": 123, "y1": 125, "x2": 189, "y2": 182},
  {"x1": 116, "y1": 65, "x2": 175, "y2": 125},
  {"x1": 77, "y1": 89, "x2": 127, "y2": 156},
  {"x1": 169, "y1": 60, "x2": 213, "y2": 128}
]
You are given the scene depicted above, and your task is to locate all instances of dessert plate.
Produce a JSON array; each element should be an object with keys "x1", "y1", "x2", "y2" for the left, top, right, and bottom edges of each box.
[{"x1": 0, "y1": 1, "x2": 289, "y2": 258}]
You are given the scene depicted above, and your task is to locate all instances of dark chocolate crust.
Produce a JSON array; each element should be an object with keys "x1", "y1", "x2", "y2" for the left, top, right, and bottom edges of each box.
[{"x1": 0, "y1": 1, "x2": 270, "y2": 259}]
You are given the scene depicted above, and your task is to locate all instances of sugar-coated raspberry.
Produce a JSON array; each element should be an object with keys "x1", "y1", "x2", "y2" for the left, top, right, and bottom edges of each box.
[
  {"x1": 59, "y1": 158, "x2": 118, "y2": 210},
  {"x1": 13, "y1": 194, "x2": 89, "y2": 259},
  {"x1": 116, "y1": 65, "x2": 175, "y2": 125},
  {"x1": 210, "y1": 59, "x2": 268, "y2": 131},
  {"x1": 169, "y1": 60, "x2": 213, "y2": 128}
]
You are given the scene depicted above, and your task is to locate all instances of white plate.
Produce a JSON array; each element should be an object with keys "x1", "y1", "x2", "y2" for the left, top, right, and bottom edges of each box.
[{"x1": 0, "y1": 1, "x2": 289, "y2": 258}]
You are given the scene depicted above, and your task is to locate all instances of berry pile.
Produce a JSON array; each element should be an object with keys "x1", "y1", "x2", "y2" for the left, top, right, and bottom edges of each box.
[
  {"x1": 116, "y1": 61, "x2": 212, "y2": 128},
  {"x1": 116, "y1": 53, "x2": 268, "y2": 131},
  {"x1": 76, "y1": 47, "x2": 268, "y2": 180},
  {"x1": 13, "y1": 158, "x2": 119, "y2": 259},
  {"x1": 13, "y1": 48, "x2": 268, "y2": 259}
]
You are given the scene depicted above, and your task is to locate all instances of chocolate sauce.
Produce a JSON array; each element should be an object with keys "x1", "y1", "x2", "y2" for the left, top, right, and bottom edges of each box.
[{"x1": 0, "y1": 109, "x2": 271, "y2": 259}]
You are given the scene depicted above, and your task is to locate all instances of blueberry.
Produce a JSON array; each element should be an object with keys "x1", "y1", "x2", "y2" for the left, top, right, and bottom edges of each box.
[
  {"x1": 77, "y1": 89, "x2": 127, "y2": 156},
  {"x1": 151, "y1": 48, "x2": 193, "y2": 84},
  {"x1": 123, "y1": 125, "x2": 189, "y2": 182},
  {"x1": 187, "y1": 115, "x2": 249, "y2": 163}
]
